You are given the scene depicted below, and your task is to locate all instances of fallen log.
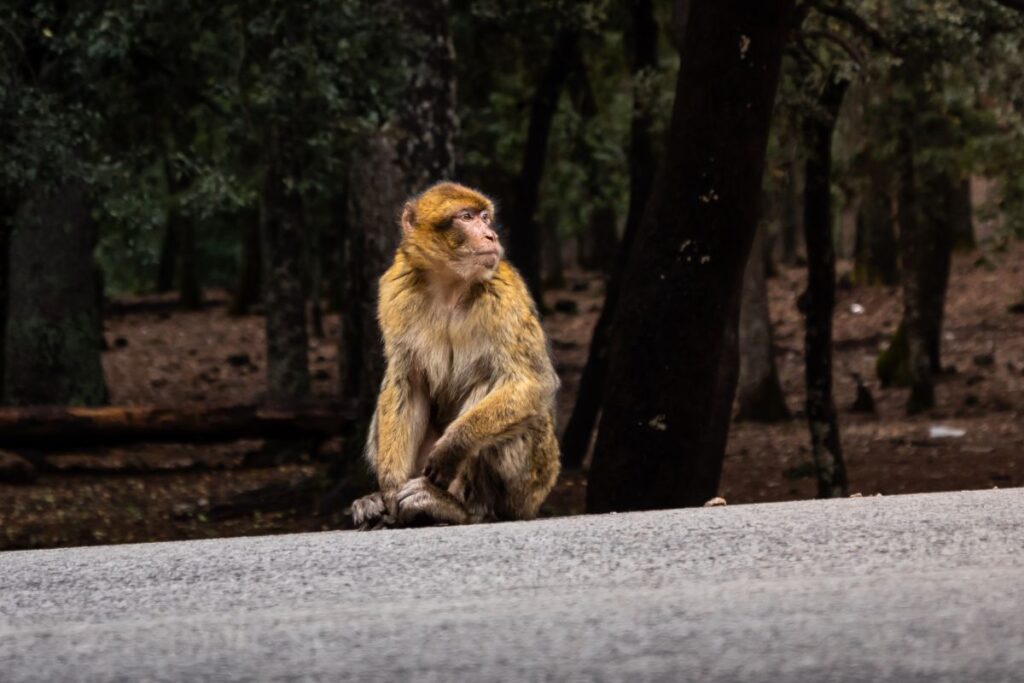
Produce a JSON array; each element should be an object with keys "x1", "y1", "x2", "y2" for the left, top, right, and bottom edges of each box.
[{"x1": 0, "y1": 404, "x2": 356, "y2": 450}]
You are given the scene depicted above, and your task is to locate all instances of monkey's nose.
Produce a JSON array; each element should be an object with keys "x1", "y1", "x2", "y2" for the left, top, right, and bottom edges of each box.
[{"x1": 483, "y1": 229, "x2": 497, "y2": 243}]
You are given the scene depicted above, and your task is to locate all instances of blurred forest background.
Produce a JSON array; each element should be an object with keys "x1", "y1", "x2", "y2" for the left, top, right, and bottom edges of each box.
[{"x1": 2, "y1": 0, "x2": 1024, "y2": 550}]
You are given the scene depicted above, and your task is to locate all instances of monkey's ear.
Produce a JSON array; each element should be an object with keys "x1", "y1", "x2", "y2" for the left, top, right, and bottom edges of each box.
[{"x1": 400, "y1": 202, "x2": 417, "y2": 236}]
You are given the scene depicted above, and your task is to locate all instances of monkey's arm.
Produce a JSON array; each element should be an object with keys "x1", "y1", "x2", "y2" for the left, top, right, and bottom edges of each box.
[
  {"x1": 370, "y1": 358, "x2": 430, "y2": 514},
  {"x1": 424, "y1": 377, "x2": 551, "y2": 488}
]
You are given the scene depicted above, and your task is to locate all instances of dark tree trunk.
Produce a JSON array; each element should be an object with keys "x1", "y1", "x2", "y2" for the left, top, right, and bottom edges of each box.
[
  {"x1": 853, "y1": 172, "x2": 899, "y2": 286},
  {"x1": 309, "y1": 220, "x2": 325, "y2": 339},
  {"x1": 541, "y1": 219, "x2": 565, "y2": 289},
  {"x1": 3, "y1": 181, "x2": 108, "y2": 406},
  {"x1": 0, "y1": 197, "x2": 12, "y2": 393},
  {"x1": 340, "y1": 133, "x2": 406, "y2": 405},
  {"x1": 920, "y1": 170, "x2": 956, "y2": 374},
  {"x1": 396, "y1": 0, "x2": 458, "y2": 191},
  {"x1": 586, "y1": 0, "x2": 793, "y2": 512},
  {"x1": 508, "y1": 29, "x2": 579, "y2": 303},
  {"x1": 261, "y1": 123, "x2": 311, "y2": 406},
  {"x1": 163, "y1": 155, "x2": 202, "y2": 310},
  {"x1": 578, "y1": 206, "x2": 618, "y2": 273},
  {"x1": 559, "y1": 0, "x2": 659, "y2": 468},
  {"x1": 230, "y1": 208, "x2": 262, "y2": 315},
  {"x1": 156, "y1": 221, "x2": 178, "y2": 293},
  {"x1": 176, "y1": 217, "x2": 202, "y2": 310},
  {"x1": 736, "y1": 226, "x2": 790, "y2": 422},
  {"x1": 888, "y1": 134, "x2": 955, "y2": 414},
  {"x1": 802, "y1": 75, "x2": 850, "y2": 499},
  {"x1": 949, "y1": 176, "x2": 974, "y2": 250},
  {"x1": 780, "y1": 147, "x2": 803, "y2": 265},
  {"x1": 623, "y1": 0, "x2": 659, "y2": 251}
]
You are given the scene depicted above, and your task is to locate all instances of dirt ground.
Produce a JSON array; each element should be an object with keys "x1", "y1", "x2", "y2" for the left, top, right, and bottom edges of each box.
[{"x1": 2, "y1": 241, "x2": 1022, "y2": 550}]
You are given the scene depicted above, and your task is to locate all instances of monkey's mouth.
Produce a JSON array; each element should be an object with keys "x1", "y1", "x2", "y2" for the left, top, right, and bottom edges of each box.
[{"x1": 474, "y1": 250, "x2": 501, "y2": 268}]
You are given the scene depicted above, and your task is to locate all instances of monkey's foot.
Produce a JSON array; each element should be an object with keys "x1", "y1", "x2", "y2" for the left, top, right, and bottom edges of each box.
[{"x1": 351, "y1": 492, "x2": 395, "y2": 531}]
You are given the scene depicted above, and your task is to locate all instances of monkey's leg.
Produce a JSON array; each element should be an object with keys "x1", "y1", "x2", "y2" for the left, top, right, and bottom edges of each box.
[
  {"x1": 463, "y1": 421, "x2": 560, "y2": 522},
  {"x1": 395, "y1": 477, "x2": 470, "y2": 527}
]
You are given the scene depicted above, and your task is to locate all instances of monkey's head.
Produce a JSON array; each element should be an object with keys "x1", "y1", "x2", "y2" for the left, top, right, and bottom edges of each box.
[{"x1": 401, "y1": 182, "x2": 502, "y2": 282}]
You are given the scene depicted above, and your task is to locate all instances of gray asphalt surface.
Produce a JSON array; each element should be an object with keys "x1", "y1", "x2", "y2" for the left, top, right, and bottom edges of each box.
[{"x1": 1, "y1": 488, "x2": 1023, "y2": 682}]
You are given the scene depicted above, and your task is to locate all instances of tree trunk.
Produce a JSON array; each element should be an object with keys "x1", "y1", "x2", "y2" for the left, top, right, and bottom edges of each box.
[
  {"x1": 560, "y1": 0, "x2": 659, "y2": 468},
  {"x1": 852, "y1": 173, "x2": 899, "y2": 286},
  {"x1": 802, "y1": 75, "x2": 850, "y2": 499},
  {"x1": 949, "y1": 176, "x2": 974, "y2": 251},
  {"x1": 230, "y1": 208, "x2": 262, "y2": 315},
  {"x1": 261, "y1": 123, "x2": 311, "y2": 406},
  {"x1": 586, "y1": 0, "x2": 793, "y2": 512},
  {"x1": 164, "y1": 155, "x2": 202, "y2": 310},
  {"x1": 780, "y1": 146, "x2": 803, "y2": 265},
  {"x1": 578, "y1": 206, "x2": 618, "y2": 273},
  {"x1": 396, "y1": 0, "x2": 458, "y2": 192},
  {"x1": 541, "y1": 218, "x2": 565, "y2": 289},
  {"x1": 156, "y1": 221, "x2": 178, "y2": 293},
  {"x1": 0, "y1": 404, "x2": 355, "y2": 449},
  {"x1": 508, "y1": 29, "x2": 579, "y2": 303},
  {"x1": 3, "y1": 181, "x2": 108, "y2": 406},
  {"x1": 309, "y1": 220, "x2": 325, "y2": 339},
  {"x1": 0, "y1": 198, "x2": 11, "y2": 394},
  {"x1": 176, "y1": 217, "x2": 202, "y2": 310},
  {"x1": 340, "y1": 132, "x2": 406, "y2": 405},
  {"x1": 736, "y1": 226, "x2": 790, "y2": 421}
]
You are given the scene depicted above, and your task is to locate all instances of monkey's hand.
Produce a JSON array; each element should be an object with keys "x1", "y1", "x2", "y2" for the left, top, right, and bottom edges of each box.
[
  {"x1": 396, "y1": 477, "x2": 470, "y2": 526},
  {"x1": 423, "y1": 436, "x2": 468, "y2": 490}
]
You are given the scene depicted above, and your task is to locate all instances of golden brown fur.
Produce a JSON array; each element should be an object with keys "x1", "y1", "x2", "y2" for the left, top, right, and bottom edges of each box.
[{"x1": 351, "y1": 182, "x2": 560, "y2": 528}]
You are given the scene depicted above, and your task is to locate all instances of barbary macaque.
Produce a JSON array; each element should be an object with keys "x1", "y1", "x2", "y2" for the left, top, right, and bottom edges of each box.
[{"x1": 351, "y1": 182, "x2": 560, "y2": 529}]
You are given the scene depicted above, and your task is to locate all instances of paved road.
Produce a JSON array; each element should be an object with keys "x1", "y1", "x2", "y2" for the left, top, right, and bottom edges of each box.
[{"x1": 1, "y1": 488, "x2": 1022, "y2": 682}]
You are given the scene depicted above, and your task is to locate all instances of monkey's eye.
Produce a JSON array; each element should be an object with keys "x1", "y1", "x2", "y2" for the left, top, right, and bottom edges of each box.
[
  {"x1": 480, "y1": 211, "x2": 490, "y2": 223},
  {"x1": 458, "y1": 211, "x2": 473, "y2": 221}
]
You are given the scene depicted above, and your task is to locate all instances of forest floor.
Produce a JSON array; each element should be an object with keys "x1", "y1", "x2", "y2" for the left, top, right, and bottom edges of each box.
[{"x1": 2, "y1": 241, "x2": 1022, "y2": 550}]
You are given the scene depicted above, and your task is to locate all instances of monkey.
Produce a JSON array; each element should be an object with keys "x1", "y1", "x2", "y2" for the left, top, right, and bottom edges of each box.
[{"x1": 350, "y1": 182, "x2": 561, "y2": 530}]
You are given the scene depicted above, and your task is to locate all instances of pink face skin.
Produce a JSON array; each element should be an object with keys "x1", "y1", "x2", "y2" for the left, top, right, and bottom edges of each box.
[{"x1": 452, "y1": 206, "x2": 502, "y2": 272}]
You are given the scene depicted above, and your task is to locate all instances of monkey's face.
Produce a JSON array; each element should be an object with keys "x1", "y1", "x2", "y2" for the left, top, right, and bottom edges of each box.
[{"x1": 447, "y1": 206, "x2": 503, "y2": 276}]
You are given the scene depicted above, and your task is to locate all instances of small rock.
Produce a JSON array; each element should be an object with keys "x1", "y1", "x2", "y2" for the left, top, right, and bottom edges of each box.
[
  {"x1": 849, "y1": 303, "x2": 865, "y2": 315},
  {"x1": 0, "y1": 451, "x2": 36, "y2": 484},
  {"x1": 849, "y1": 493, "x2": 863, "y2": 498},
  {"x1": 973, "y1": 353, "x2": 995, "y2": 367},
  {"x1": 227, "y1": 353, "x2": 252, "y2": 367},
  {"x1": 553, "y1": 298, "x2": 579, "y2": 314},
  {"x1": 703, "y1": 496, "x2": 727, "y2": 507},
  {"x1": 929, "y1": 425, "x2": 966, "y2": 439}
]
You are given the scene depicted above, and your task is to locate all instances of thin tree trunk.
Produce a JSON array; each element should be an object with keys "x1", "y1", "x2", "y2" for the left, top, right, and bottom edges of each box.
[
  {"x1": 309, "y1": 220, "x2": 325, "y2": 339},
  {"x1": 560, "y1": 0, "x2": 659, "y2": 468},
  {"x1": 261, "y1": 123, "x2": 310, "y2": 406},
  {"x1": 736, "y1": 226, "x2": 790, "y2": 421},
  {"x1": 853, "y1": 173, "x2": 899, "y2": 286},
  {"x1": 0, "y1": 197, "x2": 12, "y2": 394},
  {"x1": 177, "y1": 218, "x2": 202, "y2": 310},
  {"x1": 586, "y1": 0, "x2": 793, "y2": 512},
  {"x1": 508, "y1": 29, "x2": 579, "y2": 303},
  {"x1": 802, "y1": 74, "x2": 850, "y2": 499},
  {"x1": 156, "y1": 222, "x2": 178, "y2": 292},
  {"x1": 542, "y1": 218, "x2": 565, "y2": 289},
  {"x1": 895, "y1": 132, "x2": 939, "y2": 414},
  {"x1": 230, "y1": 208, "x2": 262, "y2": 315},
  {"x1": 780, "y1": 146, "x2": 803, "y2": 265},
  {"x1": 949, "y1": 176, "x2": 974, "y2": 251},
  {"x1": 3, "y1": 181, "x2": 107, "y2": 406}
]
